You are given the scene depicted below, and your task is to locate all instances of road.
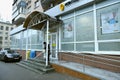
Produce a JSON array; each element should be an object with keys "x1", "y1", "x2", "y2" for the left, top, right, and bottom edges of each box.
[{"x1": 0, "y1": 61, "x2": 80, "y2": 80}]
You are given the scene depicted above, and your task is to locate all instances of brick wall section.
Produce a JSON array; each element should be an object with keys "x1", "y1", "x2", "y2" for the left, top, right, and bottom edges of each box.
[{"x1": 58, "y1": 52, "x2": 120, "y2": 73}]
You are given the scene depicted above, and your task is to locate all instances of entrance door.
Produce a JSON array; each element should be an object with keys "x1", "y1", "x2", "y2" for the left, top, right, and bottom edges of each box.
[{"x1": 49, "y1": 33, "x2": 58, "y2": 60}]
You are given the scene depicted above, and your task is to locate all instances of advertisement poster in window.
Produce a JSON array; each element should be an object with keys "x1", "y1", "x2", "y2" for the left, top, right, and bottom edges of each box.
[
  {"x1": 101, "y1": 9, "x2": 120, "y2": 34},
  {"x1": 63, "y1": 22, "x2": 73, "y2": 38}
]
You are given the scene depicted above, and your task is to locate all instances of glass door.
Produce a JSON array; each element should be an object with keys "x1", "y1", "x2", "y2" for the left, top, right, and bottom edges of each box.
[{"x1": 49, "y1": 33, "x2": 58, "y2": 60}]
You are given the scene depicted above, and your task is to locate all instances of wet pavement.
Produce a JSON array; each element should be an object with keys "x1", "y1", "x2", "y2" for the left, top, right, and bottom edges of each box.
[{"x1": 0, "y1": 61, "x2": 81, "y2": 80}]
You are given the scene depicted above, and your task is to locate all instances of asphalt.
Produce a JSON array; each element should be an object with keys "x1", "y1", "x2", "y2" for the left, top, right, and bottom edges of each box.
[{"x1": 0, "y1": 61, "x2": 81, "y2": 80}]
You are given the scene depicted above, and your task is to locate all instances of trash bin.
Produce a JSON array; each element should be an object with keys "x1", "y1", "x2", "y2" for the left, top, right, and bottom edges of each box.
[
  {"x1": 30, "y1": 50, "x2": 36, "y2": 58},
  {"x1": 26, "y1": 50, "x2": 30, "y2": 59}
]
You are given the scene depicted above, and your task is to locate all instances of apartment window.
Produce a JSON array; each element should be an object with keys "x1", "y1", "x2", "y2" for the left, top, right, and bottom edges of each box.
[
  {"x1": 0, "y1": 41, "x2": 2, "y2": 44},
  {"x1": 0, "y1": 37, "x2": 3, "y2": 40},
  {"x1": 34, "y1": 0, "x2": 40, "y2": 8},
  {"x1": 5, "y1": 37, "x2": 8, "y2": 40},
  {"x1": 11, "y1": 27, "x2": 13, "y2": 30},
  {"x1": 5, "y1": 41, "x2": 8, "y2": 44},
  {"x1": 5, "y1": 32, "x2": 8, "y2": 35},
  {"x1": 0, "y1": 32, "x2": 2, "y2": 35},
  {"x1": 19, "y1": 7, "x2": 25, "y2": 13},
  {"x1": 27, "y1": 6, "x2": 31, "y2": 13},
  {"x1": 27, "y1": 0, "x2": 31, "y2": 6},
  {"x1": 10, "y1": 37, "x2": 12, "y2": 40},
  {"x1": 6, "y1": 27, "x2": 9, "y2": 31},
  {"x1": 1, "y1": 26, "x2": 3, "y2": 30}
]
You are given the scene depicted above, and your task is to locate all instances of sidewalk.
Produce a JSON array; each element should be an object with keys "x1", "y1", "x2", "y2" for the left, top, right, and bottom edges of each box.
[
  {"x1": 0, "y1": 61, "x2": 81, "y2": 80},
  {"x1": 51, "y1": 60, "x2": 120, "y2": 80}
]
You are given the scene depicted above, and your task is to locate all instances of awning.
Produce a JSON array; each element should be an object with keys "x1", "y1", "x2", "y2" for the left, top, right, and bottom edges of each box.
[
  {"x1": 23, "y1": 11, "x2": 59, "y2": 30},
  {"x1": 24, "y1": 11, "x2": 62, "y2": 66}
]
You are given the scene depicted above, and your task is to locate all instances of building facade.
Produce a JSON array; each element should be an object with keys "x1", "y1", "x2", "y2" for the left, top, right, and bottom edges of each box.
[
  {"x1": 0, "y1": 21, "x2": 15, "y2": 49},
  {"x1": 11, "y1": 0, "x2": 120, "y2": 72}
]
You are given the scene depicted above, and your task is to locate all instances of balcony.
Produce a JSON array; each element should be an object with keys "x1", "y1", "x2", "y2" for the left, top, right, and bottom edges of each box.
[
  {"x1": 12, "y1": 0, "x2": 26, "y2": 25},
  {"x1": 41, "y1": 0, "x2": 65, "y2": 11},
  {"x1": 12, "y1": 13, "x2": 25, "y2": 25}
]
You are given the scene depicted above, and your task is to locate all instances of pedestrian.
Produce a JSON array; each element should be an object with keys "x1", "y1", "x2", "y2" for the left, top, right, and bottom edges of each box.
[{"x1": 43, "y1": 42, "x2": 51, "y2": 64}]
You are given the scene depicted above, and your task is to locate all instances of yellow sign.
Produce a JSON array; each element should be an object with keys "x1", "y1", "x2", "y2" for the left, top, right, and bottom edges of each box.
[
  {"x1": 52, "y1": 43, "x2": 56, "y2": 47},
  {"x1": 59, "y1": 3, "x2": 65, "y2": 11}
]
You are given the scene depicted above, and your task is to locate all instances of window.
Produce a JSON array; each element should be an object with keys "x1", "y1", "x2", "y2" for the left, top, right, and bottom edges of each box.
[
  {"x1": 27, "y1": 6, "x2": 31, "y2": 13},
  {"x1": 1, "y1": 26, "x2": 3, "y2": 30},
  {"x1": 76, "y1": 11, "x2": 94, "y2": 41},
  {"x1": 11, "y1": 27, "x2": 13, "y2": 30},
  {"x1": 61, "y1": 17, "x2": 74, "y2": 42},
  {"x1": 6, "y1": 27, "x2": 9, "y2": 31},
  {"x1": 5, "y1": 37, "x2": 8, "y2": 40},
  {"x1": 0, "y1": 37, "x2": 3, "y2": 40},
  {"x1": 75, "y1": 11, "x2": 94, "y2": 51},
  {"x1": 61, "y1": 43, "x2": 74, "y2": 51},
  {"x1": 0, "y1": 32, "x2": 2, "y2": 35},
  {"x1": 97, "y1": 3, "x2": 120, "y2": 40},
  {"x1": 27, "y1": 0, "x2": 31, "y2": 6},
  {"x1": 19, "y1": 7, "x2": 25, "y2": 13},
  {"x1": 5, "y1": 32, "x2": 8, "y2": 35},
  {"x1": 97, "y1": 2, "x2": 120, "y2": 51},
  {"x1": 34, "y1": 0, "x2": 40, "y2": 8},
  {"x1": 99, "y1": 42, "x2": 120, "y2": 51}
]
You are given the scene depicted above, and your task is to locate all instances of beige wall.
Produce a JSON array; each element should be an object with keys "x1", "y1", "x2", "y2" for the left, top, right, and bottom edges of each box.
[
  {"x1": 0, "y1": 22, "x2": 16, "y2": 49},
  {"x1": 25, "y1": 0, "x2": 43, "y2": 17}
]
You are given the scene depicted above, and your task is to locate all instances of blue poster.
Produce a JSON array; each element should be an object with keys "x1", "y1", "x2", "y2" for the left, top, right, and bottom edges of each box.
[{"x1": 101, "y1": 9, "x2": 120, "y2": 34}]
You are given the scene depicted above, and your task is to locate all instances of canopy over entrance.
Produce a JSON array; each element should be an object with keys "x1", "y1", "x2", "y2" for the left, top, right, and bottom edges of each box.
[
  {"x1": 23, "y1": 11, "x2": 60, "y2": 30},
  {"x1": 23, "y1": 11, "x2": 61, "y2": 66}
]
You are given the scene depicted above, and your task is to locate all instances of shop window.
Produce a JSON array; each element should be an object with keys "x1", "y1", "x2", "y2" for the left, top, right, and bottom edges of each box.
[
  {"x1": 76, "y1": 43, "x2": 94, "y2": 51},
  {"x1": 61, "y1": 17, "x2": 74, "y2": 42},
  {"x1": 61, "y1": 43, "x2": 74, "y2": 51},
  {"x1": 97, "y1": 2, "x2": 120, "y2": 51},
  {"x1": 97, "y1": 3, "x2": 120, "y2": 40},
  {"x1": 30, "y1": 30, "x2": 43, "y2": 50},
  {"x1": 75, "y1": 11, "x2": 94, "y2": 41},
  {"x1": 99, "y1": 42, "x2": 120, "y2": 51}
]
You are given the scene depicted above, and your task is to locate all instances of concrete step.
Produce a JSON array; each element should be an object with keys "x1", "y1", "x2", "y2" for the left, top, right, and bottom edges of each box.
[
  {"x1": 17, "y1": 59, "x2": 54, "y2": 73},
  {"x1": 21, "y1": 61, "x2": 54, "y2": 72},
  {"x1": 25, "y1": 60, "x2": 51, "y2": 68},
  {"x1": 28, "y1": 58, "x2": 46, "y2": 64},
  {"x1": 16, "y1": 62, "x2": 45, "y2": 74}
]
